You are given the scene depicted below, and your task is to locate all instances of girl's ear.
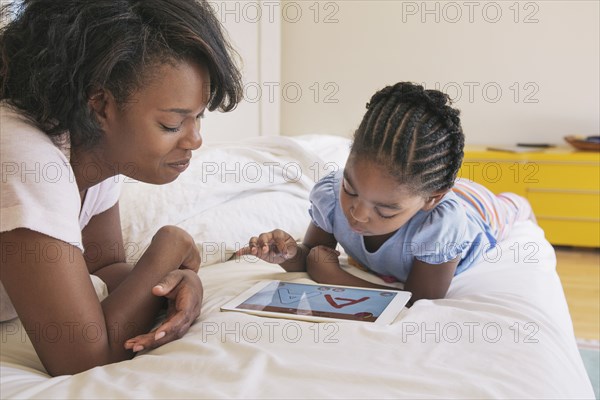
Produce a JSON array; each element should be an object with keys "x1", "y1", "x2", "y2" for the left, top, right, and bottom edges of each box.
[{"x1": 421, "y1": 190, "x2": 450, "y2": 211}]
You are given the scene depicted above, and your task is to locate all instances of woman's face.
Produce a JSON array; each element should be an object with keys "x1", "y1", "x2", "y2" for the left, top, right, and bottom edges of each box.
[
  {"x1": 101, "y1": 60, "x2": 210, "y2": 184},
  {"x1": 339, "y1": 155, "x2": 430, "y2": 237}
]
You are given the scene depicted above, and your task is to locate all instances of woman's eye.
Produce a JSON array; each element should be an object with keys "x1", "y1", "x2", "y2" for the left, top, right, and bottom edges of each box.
[{"x1": 160, "y1": 124, "x2": 182, "y2": 133}]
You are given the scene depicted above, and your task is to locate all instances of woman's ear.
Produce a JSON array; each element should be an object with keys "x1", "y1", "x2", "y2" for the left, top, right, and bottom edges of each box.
[
  {"x1": 421, "y1": 190, "x2": 450, "y2": 211},
  {"x1": 87, "y1": 88, "x2": 111, "y2": 124}
]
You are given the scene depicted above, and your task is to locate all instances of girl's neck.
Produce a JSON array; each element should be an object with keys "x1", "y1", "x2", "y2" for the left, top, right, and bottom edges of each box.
[{"x1": 363, "y1": 230, "x2": 397, "y2": 253}]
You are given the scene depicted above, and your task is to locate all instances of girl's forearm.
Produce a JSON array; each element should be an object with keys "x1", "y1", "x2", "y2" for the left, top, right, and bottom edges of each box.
[
  {"x1": 307, "y1": 260, "x2": 392, "y2": 290},
  {"x1": 279, "y1": 243, "x2": 311, "y2": 272}
]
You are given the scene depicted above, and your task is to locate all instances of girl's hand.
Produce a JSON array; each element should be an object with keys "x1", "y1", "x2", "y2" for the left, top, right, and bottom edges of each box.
[
  {"x1": 236, "y1": 229, "x2": 298, "y2": 264},
  {"x1": 124, "y1": 269, "x2": 203, "y2": 353}
]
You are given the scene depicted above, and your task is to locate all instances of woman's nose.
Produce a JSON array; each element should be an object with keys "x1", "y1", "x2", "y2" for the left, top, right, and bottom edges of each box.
[{"x1": 181, "y1": 122, "x2": 203, "y2": 151}]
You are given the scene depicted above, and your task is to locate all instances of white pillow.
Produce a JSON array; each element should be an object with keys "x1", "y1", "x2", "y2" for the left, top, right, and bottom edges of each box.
[{"x1": 119, "y1": 135, "x2": 350, "y2": 266}]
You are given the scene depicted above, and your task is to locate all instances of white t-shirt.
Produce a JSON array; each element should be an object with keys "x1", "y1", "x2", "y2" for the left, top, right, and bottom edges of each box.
[{"x1": 0, "y1": 102, "x2": 122, "y2": 321}]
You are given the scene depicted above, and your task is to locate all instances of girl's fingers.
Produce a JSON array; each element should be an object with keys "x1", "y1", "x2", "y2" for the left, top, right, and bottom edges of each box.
[
  {"x1": 234, "y1": 231, "x2": 297, "y2": 262},
  {"x1": 234, "y1": 246, "x2": 255, "y2": 257},
  {"x1": 257, "y1": 232, "x2": 274, "y2": 251},
  {"x1": 234, "y1": 236, "x2": 261, "y2": 257}
]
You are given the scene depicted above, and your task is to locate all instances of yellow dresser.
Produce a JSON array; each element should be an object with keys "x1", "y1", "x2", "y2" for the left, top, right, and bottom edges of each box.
[{"x1": 458, "y1": 146, "x2": 600, "y2": 248}]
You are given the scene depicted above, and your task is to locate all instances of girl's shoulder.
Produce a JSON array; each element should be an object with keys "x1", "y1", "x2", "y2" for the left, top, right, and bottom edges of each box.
[
  {"x1": 429, "y1": 191, "x2": 466, "y2": 221},
  {"x1": 409, "y1": 192, "x2": 468, "y2": 242},
  {"x1": 310, "y1": 169, "x2": 342, "y2": 201},
  {"x1": 308, "y1": 169, "x2": 343, "y2": 233}
]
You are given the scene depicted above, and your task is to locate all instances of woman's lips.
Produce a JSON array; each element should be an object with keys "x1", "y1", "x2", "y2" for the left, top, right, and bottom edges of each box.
[{"x1": 167, "y1": 159, "x2": 191, "y2": 173}]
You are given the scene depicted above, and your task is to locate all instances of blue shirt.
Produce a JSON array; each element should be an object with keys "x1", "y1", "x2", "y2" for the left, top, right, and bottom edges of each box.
[{"x1": 308, "y1": 170, "x2": 497, "y2": 282}]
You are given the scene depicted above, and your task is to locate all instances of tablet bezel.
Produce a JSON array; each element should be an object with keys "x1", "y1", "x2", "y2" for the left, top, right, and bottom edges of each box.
[{"x1": 220, "y1": 280, "x2": 411, "y2": 325}]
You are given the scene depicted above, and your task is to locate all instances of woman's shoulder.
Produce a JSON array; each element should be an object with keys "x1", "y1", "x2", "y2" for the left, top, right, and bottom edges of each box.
[
  {"x1": 1, "y1": 101, "x2": 80, "y2": 219},
  {"x1": 1, "y1": 102, "x2": 70, "y2": 161}
]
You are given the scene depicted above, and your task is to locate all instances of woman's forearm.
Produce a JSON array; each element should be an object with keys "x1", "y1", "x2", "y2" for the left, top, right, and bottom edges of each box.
[
  {"x1": 93, "y1": 263, "x2": 133, "y2": 293},
  {"x1": 99, "y1": 227, "x2": 196, "y2": 358}
]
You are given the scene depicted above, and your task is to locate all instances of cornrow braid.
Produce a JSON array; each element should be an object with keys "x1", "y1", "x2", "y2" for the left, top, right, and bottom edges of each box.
[{"x1": 351, "y1": 82, "x2": 465, "y2": 195}]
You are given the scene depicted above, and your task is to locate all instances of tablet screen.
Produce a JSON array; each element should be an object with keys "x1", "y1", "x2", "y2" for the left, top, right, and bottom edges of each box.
[{"x1": 225, "y1": 281, "x2": 407, "y2": 323}]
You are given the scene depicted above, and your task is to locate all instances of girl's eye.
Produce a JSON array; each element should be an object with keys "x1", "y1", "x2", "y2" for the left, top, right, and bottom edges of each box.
[
  {"x1": 160, "y1": 124, "x2": 182, "y2": 133},
  {"x1": 342, "y1": 180, "x2": 357, "y2": 196},
  {"x1": 376, "y1": 209, "x2": 398, "y2": 220}
]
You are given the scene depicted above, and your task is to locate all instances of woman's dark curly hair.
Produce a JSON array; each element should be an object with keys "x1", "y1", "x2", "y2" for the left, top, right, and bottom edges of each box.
[
  {"x1": 0, "y1": 0, "x2": 243, "y2": 149},
  {"x1": 350, "y1": 82, "x2": 465, "y2": 195}
]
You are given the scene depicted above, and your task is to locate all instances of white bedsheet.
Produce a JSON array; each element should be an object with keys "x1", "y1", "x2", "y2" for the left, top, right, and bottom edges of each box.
[{"x1": 0, "y1": 135, "x2": 595, "y2": 399}]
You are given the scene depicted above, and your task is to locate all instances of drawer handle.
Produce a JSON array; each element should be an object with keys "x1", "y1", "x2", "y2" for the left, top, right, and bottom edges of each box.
[
  {"x1": 537, "y1": 215, "x2": 600, "y2": 222},
  {"x1": 527, "y1": 188, "x2": 600, "y2": 194}
]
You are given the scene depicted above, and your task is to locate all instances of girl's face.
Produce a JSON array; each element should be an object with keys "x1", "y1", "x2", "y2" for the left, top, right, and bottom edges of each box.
[
  {"x1": 99, "y1": 60, "x2": 209, "y2": 184},
  {"x1": 340, "y1": 156, "x2": 437, "y2": 237}
]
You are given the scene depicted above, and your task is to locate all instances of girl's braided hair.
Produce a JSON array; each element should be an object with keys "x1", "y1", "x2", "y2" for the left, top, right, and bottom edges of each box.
[{"x1": 350, "y1": 82, "x2": 465, "y2": 195}]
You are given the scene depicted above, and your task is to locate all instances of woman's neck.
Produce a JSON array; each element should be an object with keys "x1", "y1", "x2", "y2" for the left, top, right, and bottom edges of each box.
[{"x1": 69, "y1": 145, "x2": 118, "y2": 192}]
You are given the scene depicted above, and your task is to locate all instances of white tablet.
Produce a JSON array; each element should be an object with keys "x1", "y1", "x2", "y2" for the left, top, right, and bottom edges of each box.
[{"x1": 221, "y1": 280, "x2": 411, "y2": 325}]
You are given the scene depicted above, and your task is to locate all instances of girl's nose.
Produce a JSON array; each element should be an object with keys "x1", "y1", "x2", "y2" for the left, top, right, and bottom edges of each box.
[{"x1": 350, "y1": 201, "x2": 369, "y2": 223}]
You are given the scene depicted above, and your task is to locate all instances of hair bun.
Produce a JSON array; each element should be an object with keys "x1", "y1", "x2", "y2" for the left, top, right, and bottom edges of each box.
[
  {"x1": 423, "y1": 89, "x2": 449, "y2": 107},
  {"x1": 366, "y1": 82, "x2": 460, "y2": 127},
  {"x1": 366, "y1": 82, "x2": 450, "y2": 108}
]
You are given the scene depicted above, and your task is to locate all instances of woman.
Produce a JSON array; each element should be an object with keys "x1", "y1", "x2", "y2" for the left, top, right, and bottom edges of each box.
[{"x1": 0, "y1": 0, "x2": 243, "y2": 376}]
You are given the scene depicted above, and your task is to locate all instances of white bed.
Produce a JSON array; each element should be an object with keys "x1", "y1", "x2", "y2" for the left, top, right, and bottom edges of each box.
[{"x1": 0, "y1": 135, "x2": 595, "y2": 399}]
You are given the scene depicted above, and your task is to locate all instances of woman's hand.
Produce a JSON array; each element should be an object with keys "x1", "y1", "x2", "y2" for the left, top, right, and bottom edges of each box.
[
  {"x1": 124, "y1": 269, "x2": 203, "y2": 353},
  {"x1": 236, "y1": 229, "x2": 298, "y2": 264}
]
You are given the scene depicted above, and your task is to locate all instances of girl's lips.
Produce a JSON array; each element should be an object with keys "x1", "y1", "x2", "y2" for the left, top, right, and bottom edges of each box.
[
  {"x1": 351, "y1": 226, "x2": 366, "y2": 234},
  {"x1": 167, "y1": 159, "x2": 190, "y2": 173}
]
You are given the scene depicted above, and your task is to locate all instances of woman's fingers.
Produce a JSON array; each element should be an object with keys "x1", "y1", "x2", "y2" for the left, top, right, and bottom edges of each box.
[
  {"x1": 125, "y1": 270, "x2": 202, "y2": 353},
  {"x1": 152, "y1": 271, "x2": 185, "y2": 298}
]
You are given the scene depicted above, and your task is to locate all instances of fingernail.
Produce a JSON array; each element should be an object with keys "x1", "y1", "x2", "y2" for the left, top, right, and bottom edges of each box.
[
  {"x1": 155, "y1": 331, "x2": 166, "y2": 341},
  {"x1": 133, "y1": 345, "x2": 144, "y2": 352},
  {"x1": 153, "y1": 285, "x2": 163, "y2": 290}
]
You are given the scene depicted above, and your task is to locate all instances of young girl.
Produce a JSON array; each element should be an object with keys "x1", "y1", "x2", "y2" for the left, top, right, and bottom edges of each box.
[{"x1": 240, "y1": 82, "x2": 533, "y2": 303}]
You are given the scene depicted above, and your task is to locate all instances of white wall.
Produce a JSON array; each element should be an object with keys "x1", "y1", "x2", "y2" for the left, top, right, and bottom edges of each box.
[
  {"x1": 202, "y1": 1, "x2": 281, "y2": 140},
  {"x1": 0, "y1": 0, "x2": 281, "y2": 141},
  {"x1": 280, "y1": 0, "x2": 600, "y2": 146}
]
